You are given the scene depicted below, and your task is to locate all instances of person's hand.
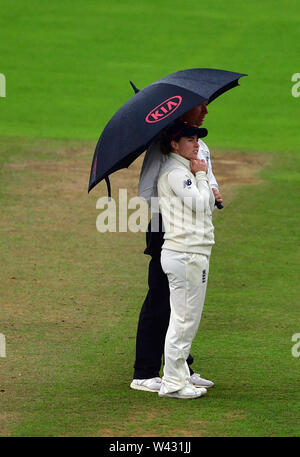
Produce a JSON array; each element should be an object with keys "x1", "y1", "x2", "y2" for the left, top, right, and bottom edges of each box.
[
  {"x1": 190, "y1": 158, "x2": 208, "y2": 175},
  {"x1": 212, "y1": 187, "x2": 223, "y2": 203}
]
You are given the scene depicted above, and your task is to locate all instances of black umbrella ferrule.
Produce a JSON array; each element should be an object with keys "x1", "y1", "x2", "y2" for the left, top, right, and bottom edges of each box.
[{"x1": 130, "y1": 81, "x2": 140, "y2": 94}]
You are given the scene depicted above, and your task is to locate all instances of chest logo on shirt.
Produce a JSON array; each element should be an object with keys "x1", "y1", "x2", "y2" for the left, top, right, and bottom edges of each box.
[
  {"x1": 183, "y1": 178, "x2": 192, "y2": 189},
  {"x1": 145, "y1": 96, "x2": 182, "y2": 123}
]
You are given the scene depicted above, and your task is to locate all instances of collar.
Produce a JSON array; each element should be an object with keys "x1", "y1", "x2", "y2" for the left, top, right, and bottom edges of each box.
[{"x1": 169, "y1": 152, "x2": 191, "y2": 171}]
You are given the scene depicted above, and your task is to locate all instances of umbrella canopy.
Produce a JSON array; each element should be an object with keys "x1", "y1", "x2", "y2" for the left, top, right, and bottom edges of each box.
[{"x1": 88, "y1": 68, "x2": 247, "y2": 194}]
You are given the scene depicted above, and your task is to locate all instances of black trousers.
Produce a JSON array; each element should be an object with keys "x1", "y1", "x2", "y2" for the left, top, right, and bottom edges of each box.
[{"x1": 133, "y1": 217, "x2": 194, "y2": 379}]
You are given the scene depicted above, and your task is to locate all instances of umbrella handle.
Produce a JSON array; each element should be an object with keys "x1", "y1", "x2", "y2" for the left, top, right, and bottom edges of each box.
[{"x1": 215, "y1": 200, "x2": 224, "y2": 210}]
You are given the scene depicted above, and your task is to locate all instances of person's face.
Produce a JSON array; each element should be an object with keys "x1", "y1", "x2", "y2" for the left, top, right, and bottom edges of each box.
[
  {"x1": 180, "y1": 101, "x2": 208, "y2": 126},
  {"x1": 171, "y1": 135, "x2": 199, "y2": 160}
]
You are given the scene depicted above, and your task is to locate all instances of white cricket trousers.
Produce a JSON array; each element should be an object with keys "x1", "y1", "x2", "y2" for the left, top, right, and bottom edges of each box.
[{"x1": 160, "y1": 248, "x2": 210, "y2": 393}]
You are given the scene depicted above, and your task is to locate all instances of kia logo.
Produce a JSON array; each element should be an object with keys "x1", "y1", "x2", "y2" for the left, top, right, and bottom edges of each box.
[{"x1": 145, "y1": 95, "x2": 183, "y2": 123}]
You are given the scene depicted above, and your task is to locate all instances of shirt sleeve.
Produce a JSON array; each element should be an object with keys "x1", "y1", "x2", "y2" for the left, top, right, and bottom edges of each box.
[
  {"x1": 167, "y1": 168, "x2": 210, "y2": 212},
  {"x1": 198, "y1": 140, "x2": 219, "y2": 189},
  {"x1": 138, "y1": 140, "x2": 166, "y2": 205},
  {"x1": 208, "y1": 167, "x2": 219, "y2": 190}
]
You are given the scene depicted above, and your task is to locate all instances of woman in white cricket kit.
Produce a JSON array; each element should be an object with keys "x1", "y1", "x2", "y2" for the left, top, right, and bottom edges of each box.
[{"x1": 157, "y1": 121, "x2": 215, "y2": 399}]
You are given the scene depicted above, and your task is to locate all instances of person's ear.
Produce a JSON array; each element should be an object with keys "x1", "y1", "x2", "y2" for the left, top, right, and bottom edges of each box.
[{"x1": 171, "y1": 140, "x2": 179, "y2": 152}]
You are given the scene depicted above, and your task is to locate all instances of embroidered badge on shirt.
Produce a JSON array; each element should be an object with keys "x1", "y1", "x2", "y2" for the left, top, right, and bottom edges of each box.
[{"x1": 183, "y1": 178, "x2": 192, "y2": 189}]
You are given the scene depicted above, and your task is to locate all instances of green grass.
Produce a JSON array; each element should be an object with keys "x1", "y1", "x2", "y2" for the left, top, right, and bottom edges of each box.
[
  {"x1": 0, "y1": 0, "x2": 299, "y2": 437},
  {"x1": 0, "y1": 0, "x2": 300, "y2": 152}
]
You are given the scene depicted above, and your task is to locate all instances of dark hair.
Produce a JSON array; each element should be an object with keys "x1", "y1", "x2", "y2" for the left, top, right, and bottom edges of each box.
[{"x1": 159, "y1": 129, "x2": 174, "y2": 155}]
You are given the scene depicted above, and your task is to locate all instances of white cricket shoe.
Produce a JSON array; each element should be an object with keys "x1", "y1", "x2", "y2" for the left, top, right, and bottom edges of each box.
[
  {"x1": 158, "y1": 384, "x2": 207, "y2": 399},
  {"x1": 130, "y1": 377, "x2": 162, "y2": 392},
  {"x1": 190, "y1": 373, "x2": 214, "y2": 388}
]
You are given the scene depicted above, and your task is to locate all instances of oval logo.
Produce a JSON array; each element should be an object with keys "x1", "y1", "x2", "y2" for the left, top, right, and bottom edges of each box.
[{"x1": 145, "y1": 95, "x2": 182, "y2": 123}]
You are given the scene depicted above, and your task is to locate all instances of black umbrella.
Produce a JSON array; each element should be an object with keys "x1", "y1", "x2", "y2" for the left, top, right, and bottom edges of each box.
[{"x1": 88, "y1": 68, "x2": 247, "y2": 194}]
